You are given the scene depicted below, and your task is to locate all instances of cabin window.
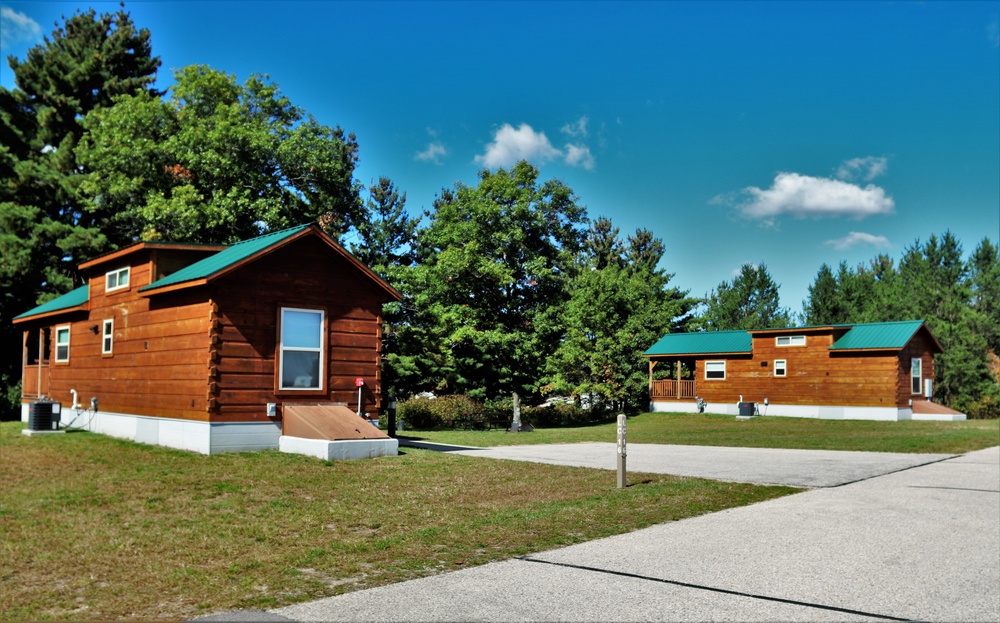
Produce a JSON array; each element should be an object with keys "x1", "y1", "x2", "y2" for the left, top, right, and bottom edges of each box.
[
  {"x1": 911, "y1": 358, "x2": 922, "y2": 394},
  {"x1": 106, "y1": 267, "x2": 130, "y2": 292},
  {"x1": 102, "y1": 319, "x2": 114, "y2": 355},
  {"x1": 55, "y1": 325, "x2": 70, "y2": 363},
  {"x1": 776, "y1": 335, "x2": 806, "y2": 347},
  {"x1": 705, "y1": 360, "x2": 726, "y2": 380},
  {"x1": 774, "y1": 359, "x2": 787, "y2": 377},
  {"x1": 279, "y1": 307, "x2": 325, "y2": 391}
]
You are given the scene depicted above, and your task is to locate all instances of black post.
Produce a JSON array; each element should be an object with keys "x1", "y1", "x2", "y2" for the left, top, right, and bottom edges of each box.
[{"x1": 387, "y1": 397, "x2": 397, "y2": 438}]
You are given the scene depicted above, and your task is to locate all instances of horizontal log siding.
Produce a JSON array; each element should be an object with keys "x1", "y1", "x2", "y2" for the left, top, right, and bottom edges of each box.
[
  {"x1": 693, "y1": 332, "x2": 900, "y2": 407},
  {"x1": 46, "y1": 256, "x2": 212, "y2": 421},
  {"x1": 897, "y1": 336, "x2": 935, "y2": 407},
  {"x1": 212, "y1": 238, "x2": 386, "y2": 421}
]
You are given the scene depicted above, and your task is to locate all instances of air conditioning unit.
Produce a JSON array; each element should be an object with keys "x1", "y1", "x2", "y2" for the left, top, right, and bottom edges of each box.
[{"x1": 28, "y1": 401, "x2": 61, "y2": 431}]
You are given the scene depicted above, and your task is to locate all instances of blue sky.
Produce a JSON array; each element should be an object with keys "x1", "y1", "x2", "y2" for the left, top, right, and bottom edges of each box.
[{"x1": 3, "y1": 1, "x2": 998, "y2": 317}]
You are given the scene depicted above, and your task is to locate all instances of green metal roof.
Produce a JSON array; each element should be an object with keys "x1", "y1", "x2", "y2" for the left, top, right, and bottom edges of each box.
[
  {"x1": 830, "y1": 320, "x2": 927, "y2": 350},
  {"x1": 13, "y1": 285, "x2": 89, "y2": 321},
  {"x1": 644, "y1": 330, "x2": 752, "y2": 356},
  {"x1": 140, "y1": 224, "x2": 311, "y2": 292},
  {"x1": 645, "y1": 320, "x2": 932, "y2": 357}
]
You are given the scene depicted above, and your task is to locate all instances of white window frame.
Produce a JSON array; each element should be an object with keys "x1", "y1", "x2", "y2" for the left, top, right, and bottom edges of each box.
[
  {"x1": 102, "y1": 319, "x2": 114, "y2": 355},
  {"x1": 106, "y1": 266, "x2": 130, "y2": 292},
  {"x1": 774, "y1": 359, "x2": 787, "y2": 377},
  {"x1": 705, "y1": 360, "x2": 726, "y2": 380},
  {"x1": 911, "y1": 358, "x2": 922, "y2": 394},
  {"x1": 776, "y1": 335, "x2": 806, "y2": 347},
  {"x1": 278, "y1": 307, "x2": 325, "y2": 392},
  {"x1": 55, "y1": 325, "x2": 70, "y2": 363}
]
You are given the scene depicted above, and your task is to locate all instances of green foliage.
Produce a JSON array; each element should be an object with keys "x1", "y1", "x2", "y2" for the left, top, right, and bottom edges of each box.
[
  {"x1": 1, "y1": 7, "x2": 159, "y2": 405},
  {"x1": 539, "y1": 217, "x2": 696, "y2": 412},
  {"x1": 402, "y1": 161, "x2": 587, "y2": 401},
  {"x1": 350, "y1": 177, "x2": 418, "y2": 274},
  {"x1": 77, "y1": 65, "x2": 361, "y2": 245},
  {"x1": 521, "y1": 402, "x2": 596, "y2": 428},
  {"x1": 802, "y1": 232, "x2": 1000, "y2": 414},
  {"x1": 695, "y1": 263, "x2": 791, "y2": 331},
  {"x1": 396, "y1": 395, "x2": 483, "y2": 429}
]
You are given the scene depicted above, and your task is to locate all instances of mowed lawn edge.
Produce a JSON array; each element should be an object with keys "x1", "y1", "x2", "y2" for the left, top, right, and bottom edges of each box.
[
  {"x1": 0, "y1": 422, "x2": 798, "y2": 621},
  {"x1": 400, "y1": 412, "x2": 1000, "y2": 454}
]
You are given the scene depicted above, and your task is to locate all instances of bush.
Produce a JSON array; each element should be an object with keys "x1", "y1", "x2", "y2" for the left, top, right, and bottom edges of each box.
[
  {"x1": 522, "y1": 402, "x2": 594, "y2": 427},
  {"x1": 397, "y1": 395, "x2": 483, "y2": 429}
]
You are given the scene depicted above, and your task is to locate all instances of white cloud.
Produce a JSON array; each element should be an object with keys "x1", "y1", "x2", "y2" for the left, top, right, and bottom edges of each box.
[
  {"x1": 564, "y1": 143, "x2": 595, "y2": 171},
  {"x1": 475, "y1": 122, "x2": 597, "y2": 170},
  {"x1": 735, "y1": 172, "x2": 895, "y2": 221},
  {"x1": 561, "y1": 115, "x2": 589, "y2": 138},
  {"x1": 836, "y1": 156, "x2": 888, "y2": 181},
  {"x1": 415, "y1": 141, "x2": 447, "y2": 164},
  {"x1": 1, "y1": 7, "x2": 41, "y2": 47},
  {"x1": 824, "y1": 231, "x2": 893, "y2": 251},
  {"x1": 475, "y1": 123, "x2": 561, "y2": 169}
]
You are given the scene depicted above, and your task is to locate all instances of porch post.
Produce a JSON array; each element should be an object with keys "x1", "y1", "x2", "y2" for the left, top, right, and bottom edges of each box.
[
  {"x1": 37, "y1": 329, "x2": 44, "y2": 398},
  {"x1": 676, "y1": 360, "x2": 681, "y2": 398},
  {"x1": 648, "y1": 360, "x2": 656, "y2": 396}
]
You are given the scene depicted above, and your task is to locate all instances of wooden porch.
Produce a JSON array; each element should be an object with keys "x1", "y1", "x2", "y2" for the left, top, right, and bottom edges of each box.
[
  {"x1": 22, "y1": 361, "x2": 49, "y2": 399},
  {"x1": 650, "y1": 379, "x2": 696, "y2": 400},
  {"x1": 647, "y1": 358, "x2": 697, "y2": 401}
]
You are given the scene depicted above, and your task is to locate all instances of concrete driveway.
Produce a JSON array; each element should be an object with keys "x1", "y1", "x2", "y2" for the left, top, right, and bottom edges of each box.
[
  {"x1": 202, "y1": 445, "x2": 1000, "y2": 622},
  {"x1": 448, "y1": 442, "x2": 956, "y2": 488}
]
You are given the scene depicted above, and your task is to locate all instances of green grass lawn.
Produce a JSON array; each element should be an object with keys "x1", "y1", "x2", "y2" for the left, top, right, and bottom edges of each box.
[
  {"x1": 0, "y1": 421, "x2": 797, "y2": 621},
  {"x1": 401, "y1": 412, "x2": 1000, "y2": 454}
]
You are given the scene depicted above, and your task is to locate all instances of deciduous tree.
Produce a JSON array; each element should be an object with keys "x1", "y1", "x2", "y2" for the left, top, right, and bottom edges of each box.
[
  {"x1": 77, "y1": 65, "x2": 362, "y2": 246},
  {"x1": 405, "y1": 161, "x2": 587, "y2": 406}
]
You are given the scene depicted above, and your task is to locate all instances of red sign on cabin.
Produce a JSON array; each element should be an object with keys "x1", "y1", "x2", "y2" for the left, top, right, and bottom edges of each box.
[{"x1": 355, "y1": 378, "x2": 365, "y2": 387}]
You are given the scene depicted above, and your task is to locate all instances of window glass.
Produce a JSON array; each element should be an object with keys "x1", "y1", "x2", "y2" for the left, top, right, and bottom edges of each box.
[
  {"x1": 280, "y1": 308, "x2": 324, "y2": 390},
  {"x1": 102, "y1": 319, "x2": 114, "y2": 355},
  {"x1": 55, "y1": 326, "x2": 70, "y2": 362},
  {"x1": 775, "y1": 359, "x2": 786, "y2": 377},
  {"x1": 106, "y1": 267, "x2": 130, "y2": 292},
  {"x1": 776, "y1": 335, "x2": 805, "y2": 347},
  {"x1": 705, "y1": 360, "x2": 726, "y2": 380},
  {"x1": 911, "y1": 358, "x2": 922, "y2": 394}
]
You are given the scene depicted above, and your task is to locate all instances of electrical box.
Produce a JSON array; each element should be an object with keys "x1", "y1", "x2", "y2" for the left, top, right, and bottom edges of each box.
[{"x1": 266, "y1": 403, "x2": 277, "y2": 417}]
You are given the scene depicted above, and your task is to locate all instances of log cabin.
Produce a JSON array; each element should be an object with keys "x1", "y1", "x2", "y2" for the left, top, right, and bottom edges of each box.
[
  {"x1": 643, "y1": 321, "x2": 966, "y2": 421},
  {"x1": 14, "y1": 223, "x2": 403, "y2": 454}
]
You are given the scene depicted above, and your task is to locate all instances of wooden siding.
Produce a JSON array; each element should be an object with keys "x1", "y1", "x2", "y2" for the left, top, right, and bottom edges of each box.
[
  {"x1": 212, "y1": 237, "x2": 387, "y2": 422},
  {"x1": 681, "y1": 332, "x2": 903, "y2": 407},
  {"x1": 42, "y1": 253, "x2": 213, "y2": 420},
  {"x1": 897, "y1": 335, "x2": 936, "y2": 407}
]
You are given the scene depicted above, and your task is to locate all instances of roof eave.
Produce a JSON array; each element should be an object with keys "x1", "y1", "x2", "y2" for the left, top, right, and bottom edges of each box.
[
  {"x1": 12, "y1": 304, "x2": 89, "y2": 325},
  {"x1": 139, "y1": 224, "x2": 403, "y2": 302},
  {"x1": 644, "y1": 351, "x2": 753, "y2": 358}
]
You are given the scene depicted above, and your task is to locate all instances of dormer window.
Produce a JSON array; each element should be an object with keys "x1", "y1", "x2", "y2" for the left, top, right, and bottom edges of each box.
[
  {"x1": 106, "y1": 267, "x2": 130, "y2": 292},
  {"x1": 776, "y1": 335, "x2": 806, "y2": 347}
]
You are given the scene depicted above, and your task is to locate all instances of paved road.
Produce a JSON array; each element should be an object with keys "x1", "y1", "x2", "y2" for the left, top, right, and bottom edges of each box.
[
  {"x1": 201, "y1": 445, "x2": 1000, "y2": 622},
  {"x1": 448, "y1": 442, "x2": 956, "y2": 488}
]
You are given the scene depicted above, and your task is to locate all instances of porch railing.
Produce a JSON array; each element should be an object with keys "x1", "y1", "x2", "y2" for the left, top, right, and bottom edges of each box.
[
  {"x1": 21, "y1": 362, "x2": 49, "y2": 399},
  {"x1": 651, "y1": 379, "x2": 696, "y2": 400}
]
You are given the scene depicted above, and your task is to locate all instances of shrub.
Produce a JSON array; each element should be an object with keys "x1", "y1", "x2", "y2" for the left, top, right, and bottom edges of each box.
[
  {"x1": 522, "y1": 402, "x2": 594, "y2": 427},
  {"x1": 397, "y1": 395, "x2": 483, "y2": 429}
]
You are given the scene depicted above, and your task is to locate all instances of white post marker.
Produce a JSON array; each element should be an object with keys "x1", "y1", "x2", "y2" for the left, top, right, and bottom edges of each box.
[
  {"x1": 355, "y1": 377, "x2": 364, "y2": 417},
  {"x1": 617, "y1": 413, "x2": 627, "y2": 488}
]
